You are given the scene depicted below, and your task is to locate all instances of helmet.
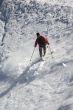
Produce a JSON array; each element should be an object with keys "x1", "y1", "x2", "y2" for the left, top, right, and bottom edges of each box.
[{"x1": 36, "y1": 32, "x2": 40, "y2": 36}]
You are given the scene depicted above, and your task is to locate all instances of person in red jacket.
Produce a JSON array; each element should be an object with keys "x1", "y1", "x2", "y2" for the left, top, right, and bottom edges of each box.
[{"x1": 34, "y1": 32, "x2": 49, "y2": 58}]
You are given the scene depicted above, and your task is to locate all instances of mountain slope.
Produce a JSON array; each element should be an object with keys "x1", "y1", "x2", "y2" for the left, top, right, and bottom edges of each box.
[
  {"x1": 0, "y1": 57, "x2": 73, "y2": 110},
  {"x1": 0, "y1": 0, "x2": 73, "y2": 110}
]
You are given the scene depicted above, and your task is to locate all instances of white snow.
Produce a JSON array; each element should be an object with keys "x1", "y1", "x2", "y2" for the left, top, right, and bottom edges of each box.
[
  {"x1": 25, "y1": 0, "x2": 73, "y2": 7},
  {"x1": 0, "y1": 0, "x2": 73, "y2": 110}
]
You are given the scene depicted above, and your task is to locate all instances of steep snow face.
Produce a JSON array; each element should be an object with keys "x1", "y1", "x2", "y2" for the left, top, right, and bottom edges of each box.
[
  {"x1": 0, "y1": 0, "x2": 73, "y2": 110},
  {"x1": 0, "y1": 57, "x2": 73, "y2": 110},
  {"x1": 36, "y1": 0, "x2": 73, "y2": 7},
  {"x1": 2, "y1": 0, "x2": 73, "y2": 7},
  {"x1": 0, "y1": 20, "x2": 5, "y2": 44},
  {"x1": 0, "y1": 0, "x2": 73, "y2": 60}
]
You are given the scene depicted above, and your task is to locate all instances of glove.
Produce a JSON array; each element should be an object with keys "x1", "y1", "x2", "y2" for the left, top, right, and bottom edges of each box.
[
  {"x1": 46, "y1": 45, "x2": 49, "y2": 48},
  {"x1": 48, "y1": 43, "x2": 49, "y2": 45}
]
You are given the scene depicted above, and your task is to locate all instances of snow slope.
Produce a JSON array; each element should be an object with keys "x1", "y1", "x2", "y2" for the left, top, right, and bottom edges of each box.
[{"x1": 0, "y1": 0, "x2": 73, "y2": 110}]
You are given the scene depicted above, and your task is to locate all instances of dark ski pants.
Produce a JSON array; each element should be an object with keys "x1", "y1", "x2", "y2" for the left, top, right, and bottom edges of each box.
[{"x1": 39, "y1": 45, "x2": 46, "y2": 57}]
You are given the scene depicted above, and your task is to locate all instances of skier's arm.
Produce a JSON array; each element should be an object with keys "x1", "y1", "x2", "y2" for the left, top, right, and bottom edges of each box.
[{"x1": 45, "y1": 38, "x2": 49, "y2": 45}]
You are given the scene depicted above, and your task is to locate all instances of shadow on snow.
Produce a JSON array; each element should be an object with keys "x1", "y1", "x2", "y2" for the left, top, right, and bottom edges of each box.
[
  {"x1": 0, "y1": 59, "x2": 73, "y2": 98},
  {"x1": 57, "y1": 104, "x2": 73, "y2": 110},
  {"x1": 0, "y1": 58, "x2": 43, "y2": 98}
]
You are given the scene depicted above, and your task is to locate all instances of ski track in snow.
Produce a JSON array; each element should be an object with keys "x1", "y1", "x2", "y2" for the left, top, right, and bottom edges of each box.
[
  {"x1": 0, "y1": 56, "x2": 73, "y2": 110},
  {"x1": 0, "y1": 58, "x2": 46, "y2": 97}
]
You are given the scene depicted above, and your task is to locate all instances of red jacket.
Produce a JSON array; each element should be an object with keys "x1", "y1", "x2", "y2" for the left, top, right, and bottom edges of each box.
[{"x1": 35, "y1": 35, "x2": 49, "y2": 47}]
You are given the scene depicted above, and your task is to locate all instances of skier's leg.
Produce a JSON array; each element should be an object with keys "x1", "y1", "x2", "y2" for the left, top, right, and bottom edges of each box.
[
  {"x1": 39, "y1": 46, "x2": 42, "y2": 57},
  {"x1": 43, "y1": 45, "x2": 46, "y2": 56}
]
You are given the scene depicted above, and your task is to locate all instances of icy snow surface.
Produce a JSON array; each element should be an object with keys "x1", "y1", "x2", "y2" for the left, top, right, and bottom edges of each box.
[{"x1": 0, "y1": 0, "x2": 73, "y2": 110}]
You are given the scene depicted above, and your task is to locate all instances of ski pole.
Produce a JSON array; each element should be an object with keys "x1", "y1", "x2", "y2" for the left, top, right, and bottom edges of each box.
[
  {"x1": 30, "y1": 47, "x2": 35, "y2": 61},
  {"x1": 48, "y1": 45, "x2": 53, "y2": 59}
]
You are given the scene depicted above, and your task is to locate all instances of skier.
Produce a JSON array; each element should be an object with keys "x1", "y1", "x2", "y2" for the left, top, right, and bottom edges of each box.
[{"x1": 34, "y1": 32, "x2": 49, "y2": 58}]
